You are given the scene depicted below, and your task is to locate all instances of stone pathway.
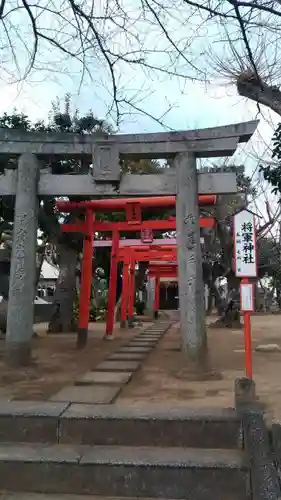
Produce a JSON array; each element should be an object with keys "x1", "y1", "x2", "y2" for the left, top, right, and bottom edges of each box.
[{"x1": 50, "y1": 322, "x2": 171, "y2": 404}]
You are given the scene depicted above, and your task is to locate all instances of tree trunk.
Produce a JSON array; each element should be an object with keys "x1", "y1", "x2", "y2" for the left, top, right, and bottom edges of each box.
[
  {"x1": 35, "y1": 245, "x2": 46, "y2": 296},
  {"x1": 135, "y1": 262, "x2": 148, "y2": 294},
  {"x1": 255, "y1": 282, "x2": 262, "y2": 312},
  {"x1": 48, "y1": 244, "x2": 77, "y2": 333},
  {"x1": 207, "y1": 279, "x2": 225, "y2": 316},
  {"x1": 0, "y1": 250, "x2": 45, "y2": 334},
  {"x1": 0, "y1": 268, "x2": 9, "y2": 300},
  {"x1": 0, "y1": 299, "x2": 8, "y2": 333},
  {"x1": 237, "y1": 76, "x2": 281, "y2": 117},
  {"x1": 276, "y1": 288, "x2": 281, "y2": 310},
  {"x1": 211, "y1": 273, "x2": 242, "y2": 328},
  {"x1": 114, "y1": 295, "x2": 122, "y2": 321},
  {"x1": 206, "y1": 287, "x2": 213, "y2": 316}
]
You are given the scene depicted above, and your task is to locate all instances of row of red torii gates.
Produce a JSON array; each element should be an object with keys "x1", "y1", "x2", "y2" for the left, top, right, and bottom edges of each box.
[{"x1": 57, "y1": 194, "x2": 217, "y2": 348}]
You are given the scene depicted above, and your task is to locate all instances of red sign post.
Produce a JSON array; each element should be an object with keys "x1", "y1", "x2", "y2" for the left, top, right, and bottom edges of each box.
[{"x1": 233, "y1": 209, "x2": 257, "y2": 379}]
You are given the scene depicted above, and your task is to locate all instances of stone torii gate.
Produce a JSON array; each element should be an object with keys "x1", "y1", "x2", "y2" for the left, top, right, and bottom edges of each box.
[{"x1": 0, "y1": 120, "x2": 258, "y2": 366}]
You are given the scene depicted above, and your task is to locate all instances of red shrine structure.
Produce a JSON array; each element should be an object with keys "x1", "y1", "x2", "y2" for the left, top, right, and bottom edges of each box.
[{"x1": 57, "y1": 195, "x2": 217, "y2": 348}]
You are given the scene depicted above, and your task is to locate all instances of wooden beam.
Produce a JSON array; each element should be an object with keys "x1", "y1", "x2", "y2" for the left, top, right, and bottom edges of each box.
[{"x1": 93, "y1": 238, "x2": 178, "y2": 247}]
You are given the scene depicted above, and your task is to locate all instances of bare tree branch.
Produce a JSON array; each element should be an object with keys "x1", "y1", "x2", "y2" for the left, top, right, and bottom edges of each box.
[{"x1": 1, "y1": 0, "x2": 281, "y2": 123}]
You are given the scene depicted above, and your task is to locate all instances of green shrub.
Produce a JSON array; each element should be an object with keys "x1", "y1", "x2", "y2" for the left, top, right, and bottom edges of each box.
[{"x1": 73, "y1": 294, "x2": 107, "y2": 322}]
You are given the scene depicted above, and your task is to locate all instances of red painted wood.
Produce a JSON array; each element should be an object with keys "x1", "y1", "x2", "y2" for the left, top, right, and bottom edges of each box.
[
  {"x1": 127, "y1": 262, "x2": 136, "y2": 319},
  {"x1": 57, "y1": 195, "x2": 217, "y2": 212},
  {"x1": 61, "y1": 216, "x2": 214, "y2": 234},
  {"x1": 154, "y1": 277, "x2": 160, "y2": 312},
  {"x1": 120, "y1": 261, "x2": 130, "y2": 326},
  {"x1": 118, "y1": 250, "x2": 177, "y2": 262},
  {"x1": 105, "y1": 229, "x2": 120, "y2": 337}
]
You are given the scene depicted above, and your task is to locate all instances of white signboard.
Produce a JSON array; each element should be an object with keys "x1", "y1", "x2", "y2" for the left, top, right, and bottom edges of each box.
[
  {"x1": 240, "y1": 283, "x2": 254, "y2": 312},
  {"x1": 234, "y1": 210, "x2": 257, "y2": 278}
]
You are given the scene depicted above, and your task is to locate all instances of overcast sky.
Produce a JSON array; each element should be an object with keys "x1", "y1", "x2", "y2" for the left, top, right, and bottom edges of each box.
[{"x1": 1, "y1": 68, "x2": 277, "y2": 170}]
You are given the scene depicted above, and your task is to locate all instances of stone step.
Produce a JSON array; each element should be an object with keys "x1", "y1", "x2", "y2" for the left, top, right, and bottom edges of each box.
[
  {"x1": 0, "y1": 443, "x2": 249, "y2": 500},
  {"x1": 0, "y1": 496, "x2": 180, "y2": 500},
  {"x1": 0, "y1": 401, "x2": 241, "y2": 448}
]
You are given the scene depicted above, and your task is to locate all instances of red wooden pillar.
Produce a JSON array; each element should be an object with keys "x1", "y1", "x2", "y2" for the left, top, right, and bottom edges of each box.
[
  {"x1": 153, "y1": 276, "x2": 160, "y2": 319},
  {"x1": 105, "y1": 230, "x2": 120, "y2": 338},
  {"x1": 127, "y1": 260, "x2": 136, "y2": 328},
  {"x1": 77, "y1": 209, "x2": 95, "y2": 349},
  {"x1": 120, "y1": 260, "x2": 130, "y2": 328}
]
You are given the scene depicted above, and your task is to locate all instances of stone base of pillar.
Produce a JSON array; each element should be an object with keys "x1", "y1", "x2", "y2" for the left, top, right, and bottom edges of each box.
[
  {"x1": 120, "y1": 320, "x2": 127, "y2": 329},
  {"x1": 103, "y1": 333, "x2": 114, "y2": 341},
  {"x1": 154, "y1": 310, "x2": 159, "y2": 319},
  {"x1": 176, "y1": 360, "x2": 222, "y2": 381},
  {"x1": 176, "y1": 342, "x2": 222, "y2": 381},
  {"x1": 77, "y1": 328, "x2": 87, "y2": 349},
  {"x1": 127, "y1": 316, "x2": 134, "y2": 328},
  {"x1": 5, "y1": 341, "x2": 31, "y2": 367}
]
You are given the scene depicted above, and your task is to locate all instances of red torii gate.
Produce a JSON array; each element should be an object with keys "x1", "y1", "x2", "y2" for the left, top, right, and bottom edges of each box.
[
  {"x1": 57, "y1": 195, "x2": 216, "y2": 347},
  {"x1": 118, "y1": 245, "x2": 177, "y2": 317},
  {"x1": 63, "y1": 218, "x2": 212, "y2": 338},
  {"x1": 117, "y1": 246, "x2": 177, "y2": 326},
  {"x1": 94, "y1": 224, "x2": 210, "y2": 333},
  {"x1": 147, "y1": 262, "x2": 178, "y2": 318}
]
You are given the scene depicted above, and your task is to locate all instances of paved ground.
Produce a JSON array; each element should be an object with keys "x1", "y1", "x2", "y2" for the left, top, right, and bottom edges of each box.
[{"x1": 0, "y1": 496, "x2": 105, "y2": 499}]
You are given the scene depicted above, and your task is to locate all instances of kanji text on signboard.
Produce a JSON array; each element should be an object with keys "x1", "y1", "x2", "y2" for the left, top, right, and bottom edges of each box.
[{"x1": 234, "y1": 210, "x2": 257, "y2": 278}]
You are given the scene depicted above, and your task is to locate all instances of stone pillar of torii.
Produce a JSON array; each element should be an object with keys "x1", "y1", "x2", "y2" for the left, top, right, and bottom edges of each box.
[{"x1": 0, "y1": 121, "x2": 258, "y2": 365}]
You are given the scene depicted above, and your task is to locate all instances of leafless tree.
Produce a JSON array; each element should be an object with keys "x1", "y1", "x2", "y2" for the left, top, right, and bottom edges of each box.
[
  {"x1": 1, "y1": 1, "x2": 281, "y2": 122},
  {"x1": 189, "y1": 1, "x2": 281, "y2": 116},
  {"x1": 0, "y1": 0, "x2": 206, "y2": 124}
]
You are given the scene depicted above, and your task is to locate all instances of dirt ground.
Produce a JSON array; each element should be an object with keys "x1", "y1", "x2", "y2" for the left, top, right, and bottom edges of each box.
[
  {"x1": 0, "y1": 322, "x2": 143, "y2": 400},
  {"x1": 118, "y1": 315, "x2": 281, "y2": 423},
  {"x1": 0, "y1": 314, "x2": 281, "y2": 423}
]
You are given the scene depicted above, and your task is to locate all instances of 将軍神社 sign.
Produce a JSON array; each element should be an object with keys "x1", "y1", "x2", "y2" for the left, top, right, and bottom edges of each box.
[
  {"x1": 234, "y1": 209, "x2": 257, "y2": 278},
  {"x1": 233, "y1": 208, "x2": 258, "y2": 379}
]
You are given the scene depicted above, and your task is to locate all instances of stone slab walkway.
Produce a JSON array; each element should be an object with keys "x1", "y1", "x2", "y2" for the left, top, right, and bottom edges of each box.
[
  {"x1": 95, "y1": 360, "x2": 141, "y2": 372},
  {"x1": 51, "y1": 385, "x2": 121, "y2": 404},
  {"x1": 75, "y1": 371, "x2": 132, "y2": 386},
  {"x1": 108, "y1": 353, "x2": 146, "y2": 361},
  {"x1": 50, "y1": 321, "x2": 172, "y2": 405}
]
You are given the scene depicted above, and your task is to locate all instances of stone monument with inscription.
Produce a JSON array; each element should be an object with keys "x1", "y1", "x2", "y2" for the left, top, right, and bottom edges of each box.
[{"x1": 0, "y1": 121, "x2": 258, "y2": 365}]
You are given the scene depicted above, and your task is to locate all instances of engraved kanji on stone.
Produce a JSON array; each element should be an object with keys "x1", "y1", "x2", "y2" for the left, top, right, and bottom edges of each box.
[{"x1": 184, "y1": 214, "x2": 196, "y2": 249}]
